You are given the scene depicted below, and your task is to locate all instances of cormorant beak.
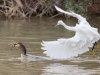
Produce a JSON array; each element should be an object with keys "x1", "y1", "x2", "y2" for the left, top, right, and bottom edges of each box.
[
  {"x1": 11, "y1": 46, "x2": 14, "y2": 51},
  {"x1": 10, "y1": 40, "x2": 19, "y2": 51},
  {"x1": 11, "y1": 43, "x2": 18, "y2": 51}
]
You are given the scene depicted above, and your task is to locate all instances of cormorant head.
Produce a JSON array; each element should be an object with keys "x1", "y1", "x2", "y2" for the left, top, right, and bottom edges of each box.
[{"x1": 11, "y1": 42, "x2": 26, "y2": 55}]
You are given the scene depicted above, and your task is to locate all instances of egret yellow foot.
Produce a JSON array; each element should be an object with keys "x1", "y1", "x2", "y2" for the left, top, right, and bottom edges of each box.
[
  {"x1": 92, "y1": 50, "x2": 96, "y2": 55},
  {"x1": 91, "y1": 42, "x2": 99, "y2": 55}
]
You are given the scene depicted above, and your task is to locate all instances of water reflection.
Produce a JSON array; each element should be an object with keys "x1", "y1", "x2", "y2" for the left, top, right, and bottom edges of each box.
[{"x1": 42, "y1": 63, "x2": 97, "y2": 75}]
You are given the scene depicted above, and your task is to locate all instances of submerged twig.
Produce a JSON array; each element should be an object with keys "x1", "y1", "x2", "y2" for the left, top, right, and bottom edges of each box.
[{"x1": 50, "y1": 13, "x2": 62, "y2": 18}]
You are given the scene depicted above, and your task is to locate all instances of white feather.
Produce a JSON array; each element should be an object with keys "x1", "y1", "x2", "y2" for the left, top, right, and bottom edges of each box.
[
  {"x1": 55, "y1": 6, "x2": 89, "y2": 26},
  {"x1": 41, "y1": 6, "x2": 100, "y2": 60}
]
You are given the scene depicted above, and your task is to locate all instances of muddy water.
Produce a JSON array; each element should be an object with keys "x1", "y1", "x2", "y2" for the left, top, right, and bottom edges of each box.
[{"x1": 0, "y1": 17, "x2": 100, "y2": 75}]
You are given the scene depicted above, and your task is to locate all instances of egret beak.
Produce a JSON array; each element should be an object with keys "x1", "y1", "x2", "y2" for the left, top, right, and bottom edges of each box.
[{"x1": 55, "y1": 24, "x2": 58, "y2": 27}]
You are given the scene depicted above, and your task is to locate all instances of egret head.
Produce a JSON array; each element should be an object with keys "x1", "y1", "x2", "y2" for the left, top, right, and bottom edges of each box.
[{"x1": 55, "y1": 20, "x2": 64, "y2": 27}]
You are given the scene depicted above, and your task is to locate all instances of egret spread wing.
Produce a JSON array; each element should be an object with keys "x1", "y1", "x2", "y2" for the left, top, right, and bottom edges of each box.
[
  {"x1": 41, "y1": 6, "x2": 100, "y2": 60},
  {"x1": 55, "y1": 6, "x2": 89, "y2": 25},
  {"x1": 41, "y1": 34, "x2": 93, "y2": 59}
]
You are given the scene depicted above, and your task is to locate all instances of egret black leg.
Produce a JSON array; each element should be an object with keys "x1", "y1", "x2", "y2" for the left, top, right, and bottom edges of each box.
[
  {"x1": 92, "y1": 42, "x2": 97, "y2": 55},
  {"x1": 92, "y1": 42, "x2": 97, "y2": 51}
]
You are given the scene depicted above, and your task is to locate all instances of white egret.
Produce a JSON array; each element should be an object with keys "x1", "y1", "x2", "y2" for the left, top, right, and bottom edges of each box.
[
  {"x1": 41, "y1": 6, "x2": 100, "y2": 60},
  {"x1": 11, "y1": 42, "x2": 52, "y2": 62}
]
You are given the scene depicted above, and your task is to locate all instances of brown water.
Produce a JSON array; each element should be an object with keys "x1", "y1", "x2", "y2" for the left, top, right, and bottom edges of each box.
[{"x1": 0, "y1": 17, "x2": 100, "y2": 75}]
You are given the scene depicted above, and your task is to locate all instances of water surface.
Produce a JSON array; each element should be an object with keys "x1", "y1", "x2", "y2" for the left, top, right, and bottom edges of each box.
[{"x1": 0, "y1": 17, "x2": 100, "y2": 75}]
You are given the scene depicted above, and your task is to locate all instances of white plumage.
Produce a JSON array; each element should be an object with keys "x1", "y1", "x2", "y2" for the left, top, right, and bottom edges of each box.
[{"x1": 41, "y1": 6, "x2": 100, "y2": 60}]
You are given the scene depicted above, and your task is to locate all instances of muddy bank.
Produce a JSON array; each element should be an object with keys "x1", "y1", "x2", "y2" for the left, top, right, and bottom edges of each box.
[
  {"x1": 0, "y1": 0, "x2": 100, "y2": 18},
  {"x1": 86, "y1": 0, "x2": 100, "y2": 15},
  {"x1": 0, "y1": 0, "x2": 64, "y2": 18}
]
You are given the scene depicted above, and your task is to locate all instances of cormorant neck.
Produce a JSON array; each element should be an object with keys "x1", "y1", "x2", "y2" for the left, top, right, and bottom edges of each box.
[{"x1": 18, "y1": 43, "x2": 27, "y2": 55}]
